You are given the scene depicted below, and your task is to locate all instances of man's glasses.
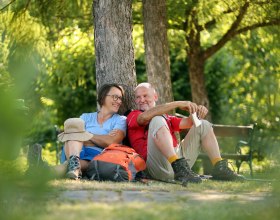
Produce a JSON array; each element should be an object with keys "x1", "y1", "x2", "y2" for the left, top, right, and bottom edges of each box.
[{"x1": 107, "y1": 94, "x2": 123, "y2": 102}]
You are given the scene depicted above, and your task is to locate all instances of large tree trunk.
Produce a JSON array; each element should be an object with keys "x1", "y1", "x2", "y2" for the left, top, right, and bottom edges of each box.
[
  {"x1": 186, "y1": 9, "x2": 211, "y2": 120},
  {"x1": 142, "y1": 0, "x2": 173, "y2": 105},
  {"x1": 188, "y1": 51, "x2": 209, "y2": 108},
  {"x1": 93, "y1": 0, "x2": 137, "y2": 114},
  {"x1": 188, "y1": 51, "x2": 211, "y2": 120}
]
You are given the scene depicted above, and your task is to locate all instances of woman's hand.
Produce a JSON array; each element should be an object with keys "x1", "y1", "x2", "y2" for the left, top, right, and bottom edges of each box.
[{"x1": 108, "y1": 129, "x2": 121, "y2": 136}]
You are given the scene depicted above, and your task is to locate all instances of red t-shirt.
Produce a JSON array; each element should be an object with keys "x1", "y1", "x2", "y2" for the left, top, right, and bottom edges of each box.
[{"x1": 126, "y1": 110, "x2": 182, "y2": 161}]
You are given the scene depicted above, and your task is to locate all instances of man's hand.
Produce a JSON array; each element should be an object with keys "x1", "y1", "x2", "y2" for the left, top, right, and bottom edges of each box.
[
  {"x1": 179, "y1": 101, "x2": 198, "y2": 114},
  {"x1": 197, "y1": 105, "x2": 208, "y2": 119}
]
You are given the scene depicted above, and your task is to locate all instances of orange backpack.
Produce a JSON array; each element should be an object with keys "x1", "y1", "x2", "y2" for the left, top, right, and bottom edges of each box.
[{"x1": 85, "y1": 144, "x2": 146, "y2": 181}]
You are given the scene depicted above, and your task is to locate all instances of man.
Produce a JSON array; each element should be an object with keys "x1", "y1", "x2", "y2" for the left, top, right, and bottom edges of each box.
[{"x1": 127, "y1": 82, "x2": 244, "y2": 184}]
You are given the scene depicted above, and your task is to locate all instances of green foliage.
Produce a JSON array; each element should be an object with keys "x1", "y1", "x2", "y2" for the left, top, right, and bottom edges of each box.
[
  {"x1": 0, "y1": 8, "x2": 96, "y2": 149},
  {"x1": 0, "y1": 0, "x2": 279, "y2": 170},
  {"x1": 42, "y1": 25, "x2": 96, "y2": 125},
  {"x1": 0, "y1": 5, "x2": 279, "y2": 220},
  {"x1": 166, "y1": 0, "x2": 279, "y2": 161},
  {"x1": 133, "y1": 24, "x2": 147, "y2": 83},
  {"x1": 132, "y1": 0, "x2": 143, "y2": 25},
  {"x1": 205, "y1": 48, "x2": 236, "y2": 121},
  {"x1": 226, "y1": 28, "x2": 279, "y2": 156},
  {"x1": 168, "y1": 29, "x2": 192, "y2": 102},
  {"x1": 205, "y1": 27, "x2": 280, "y2": 159},
  {"x1": 9, "y1": 0, "x2": 93, "y2": 40}
]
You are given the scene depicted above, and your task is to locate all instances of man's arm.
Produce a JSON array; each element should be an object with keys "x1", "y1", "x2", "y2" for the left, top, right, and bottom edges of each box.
[
  {"x1": 179, "y1": 117, "x2": 193, "y2": 129},
  {"x1": 137, "y1": 101, "x2": 197, "y2": 126},
  {"x1": 178, "y1": 105, "x2": 209, "y2": 129}
]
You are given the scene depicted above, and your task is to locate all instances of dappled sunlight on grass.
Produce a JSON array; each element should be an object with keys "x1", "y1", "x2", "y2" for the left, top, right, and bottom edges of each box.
[
  {"x1": 1, "y1": 164, "x2": 278, "y2": 220},
  {"x1": 35, "y1": 195, "x2": 279, "y2": 220},
  {"x1": 48, "y1": 177, "x2": 273, "y2": 195},
  {"x1": 49, "y1": 179, "x2": 185, "y2": 192}
]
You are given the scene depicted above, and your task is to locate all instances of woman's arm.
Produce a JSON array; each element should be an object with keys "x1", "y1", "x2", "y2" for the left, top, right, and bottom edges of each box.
[{"x1": 85, "y1": 129, "x2": 125, "y2": 148}]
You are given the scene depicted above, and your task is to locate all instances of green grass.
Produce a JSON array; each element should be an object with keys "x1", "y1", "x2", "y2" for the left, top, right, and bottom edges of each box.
[
  {"x1": 1, "y1": 154, "x2": 279, "y2": 220},
  {"x1": 2, "y1": 176, "x2": 279, "y2": 220},
  {"x1": 49, "y1": 178, "x2": 272, "y2": 193}
]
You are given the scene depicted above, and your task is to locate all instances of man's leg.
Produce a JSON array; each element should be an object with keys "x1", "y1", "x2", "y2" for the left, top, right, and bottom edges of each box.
[
  {"x1": 181, "y1": 120, "x2": 222, "y2": 167},
  {"x1": 201, "y1": 129, "x2": 245, "y2": 181},
  {"x1": 182, "y1": 120, "x2": 245, "y2": 181},
  {"x1": 146, "y1": 116, "x2": 175, "y2": 181},
  {"x1": 146, "y1": 116, "x2": 201, "y2": 183}
]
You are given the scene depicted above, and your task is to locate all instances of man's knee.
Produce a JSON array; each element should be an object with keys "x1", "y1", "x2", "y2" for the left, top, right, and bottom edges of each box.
[
  {"x1": 153, "y1": 125, "x2": 170, "y2": 143},
  {"x1": 150, "y1": 116, "x2": 166, "y2": 126},
  {"x1": 193, "y1": 120, "x2": 212, "y2": 137},
  {"x1": 149, "y1": 116, "x2": 169, "y2": 137},
  {"x1": 200, "y1": 120, "x2": 213, "y2": 137}
]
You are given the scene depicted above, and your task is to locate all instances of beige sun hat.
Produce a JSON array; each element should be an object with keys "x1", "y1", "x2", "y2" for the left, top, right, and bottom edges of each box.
[{"x1": 57, "y1": 118, "x2": 93, "y2": 142}]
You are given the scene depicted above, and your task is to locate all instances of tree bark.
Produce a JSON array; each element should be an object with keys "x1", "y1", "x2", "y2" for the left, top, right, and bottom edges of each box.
[
  {"x1": 93, "y1": 0, "x2": 137, "y2": 114},
  {"x1": 186, "y1": 9, "x2": 211, "y2": 119},
  {"x1": 142, "y1": 0, "x2": 173, "y2": 105},
  {"x1": 188, "y1": 51, "x2": 209, "y2": 108}
]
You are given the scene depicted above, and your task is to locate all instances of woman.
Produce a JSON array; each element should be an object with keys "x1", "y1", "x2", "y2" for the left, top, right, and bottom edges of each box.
[
  {"x1": 61, "y1": 83, "x2": 126, "y2": 179},
  {"x1": 27, "y1": 83, "x2": 126, "y2": 180}
]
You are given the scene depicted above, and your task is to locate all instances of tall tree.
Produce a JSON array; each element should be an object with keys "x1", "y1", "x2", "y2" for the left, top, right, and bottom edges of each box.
[
  {"x1": 93, "y1": 0, "x2": 137, "y2": 113},
  {"x1": 168, "y1": 0, "x2": 280, "y2": 113},
  {"x1": 142, "y1": 0, "x2": 173, "y2": 104}
]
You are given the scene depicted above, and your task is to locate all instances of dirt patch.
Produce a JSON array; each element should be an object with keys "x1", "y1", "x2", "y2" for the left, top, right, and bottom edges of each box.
[{"x1": 56, "y1": 190, "x2": 269, "y2": 203}]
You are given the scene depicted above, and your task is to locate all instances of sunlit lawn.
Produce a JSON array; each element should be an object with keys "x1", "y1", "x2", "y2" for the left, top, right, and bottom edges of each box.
[
  {"x1": 1, "y1": 154, "x2": 279, "y2": 220},
  {"x1": 2, "y1": 174, "x2": 279, "y2": 220}
]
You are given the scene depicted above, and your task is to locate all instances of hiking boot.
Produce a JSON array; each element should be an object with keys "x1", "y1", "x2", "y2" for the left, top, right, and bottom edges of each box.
[
  {"x1": 171, "y1": 158, "x2": 202, "y2": 184},
  {"x1": 66, "y1": 155, "x2": 82, "y2": 180},
  {"x1": 212, "y1": 159, "x2": 245, "y2": 181}
]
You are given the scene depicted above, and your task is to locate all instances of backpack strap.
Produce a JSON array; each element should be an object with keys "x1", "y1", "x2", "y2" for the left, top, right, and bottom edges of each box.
[
  {"x1": 114, "y1": 164, "x2": 128, "y2": 181},
  {"x1": 88, "y1": 160, "x2": 100, "y2": 181}
]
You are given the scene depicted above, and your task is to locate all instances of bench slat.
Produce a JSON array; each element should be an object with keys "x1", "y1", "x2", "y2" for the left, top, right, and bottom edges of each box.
[
  {"x1": 213, "y1": 124, "x2": 254, "y2": 137},
  {"x1": 198, "y1": 153, "x2": 250, "y2": 161}
]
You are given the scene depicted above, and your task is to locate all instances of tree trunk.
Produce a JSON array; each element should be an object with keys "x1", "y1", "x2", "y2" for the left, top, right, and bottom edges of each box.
[
  {"x1": 186, "y1": 9, "x2": 211, "y2": 120},
  {"x1": 188, "y1": 51, "x2": 209, "y2": 108},
  {"x1": 142, "y1": 0, "x2": 173, "y2": 105},
  {"x1": 188, "y1": 51, "x2": 211, "y2": 120},
  {"x1": 93, "y1": 0, "x2": 137, "y2": 114}
]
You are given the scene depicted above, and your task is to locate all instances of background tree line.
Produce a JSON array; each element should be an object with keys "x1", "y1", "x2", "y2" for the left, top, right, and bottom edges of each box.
[{"x1": 0, "y1": 0, "x2": 279, "y2": 166}]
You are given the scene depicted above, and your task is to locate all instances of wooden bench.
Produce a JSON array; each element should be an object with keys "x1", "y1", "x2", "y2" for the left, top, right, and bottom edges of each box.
[
  {"x1": 175, "y1": 113, "x2": 256, "y2": 176},
  {"x1": 198, "y1": 124, "x2": 256, "y2": 177}
]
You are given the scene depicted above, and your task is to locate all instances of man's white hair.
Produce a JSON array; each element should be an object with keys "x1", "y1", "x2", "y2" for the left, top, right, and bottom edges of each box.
[{"x1": 134, "y1": 82, "x2": 155, "y2": 92}]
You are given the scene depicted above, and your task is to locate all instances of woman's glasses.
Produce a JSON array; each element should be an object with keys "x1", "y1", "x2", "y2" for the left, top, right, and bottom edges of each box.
[{"x1": 107, "y1": 94, "x2": 123, "y2": 102}]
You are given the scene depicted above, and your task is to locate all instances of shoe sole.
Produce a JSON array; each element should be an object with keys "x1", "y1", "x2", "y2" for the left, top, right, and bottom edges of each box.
[{"x1": 66, "y1": 171, "x2": 80, "y2": 180}]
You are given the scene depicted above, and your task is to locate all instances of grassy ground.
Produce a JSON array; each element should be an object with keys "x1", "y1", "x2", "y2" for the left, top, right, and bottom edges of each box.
[
  {"x1": 1, "y1": 154, "x2": 279, "y2": 220},
  {"x1": 2, "y1": 174, "x2": 279, "y2": 220}
]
